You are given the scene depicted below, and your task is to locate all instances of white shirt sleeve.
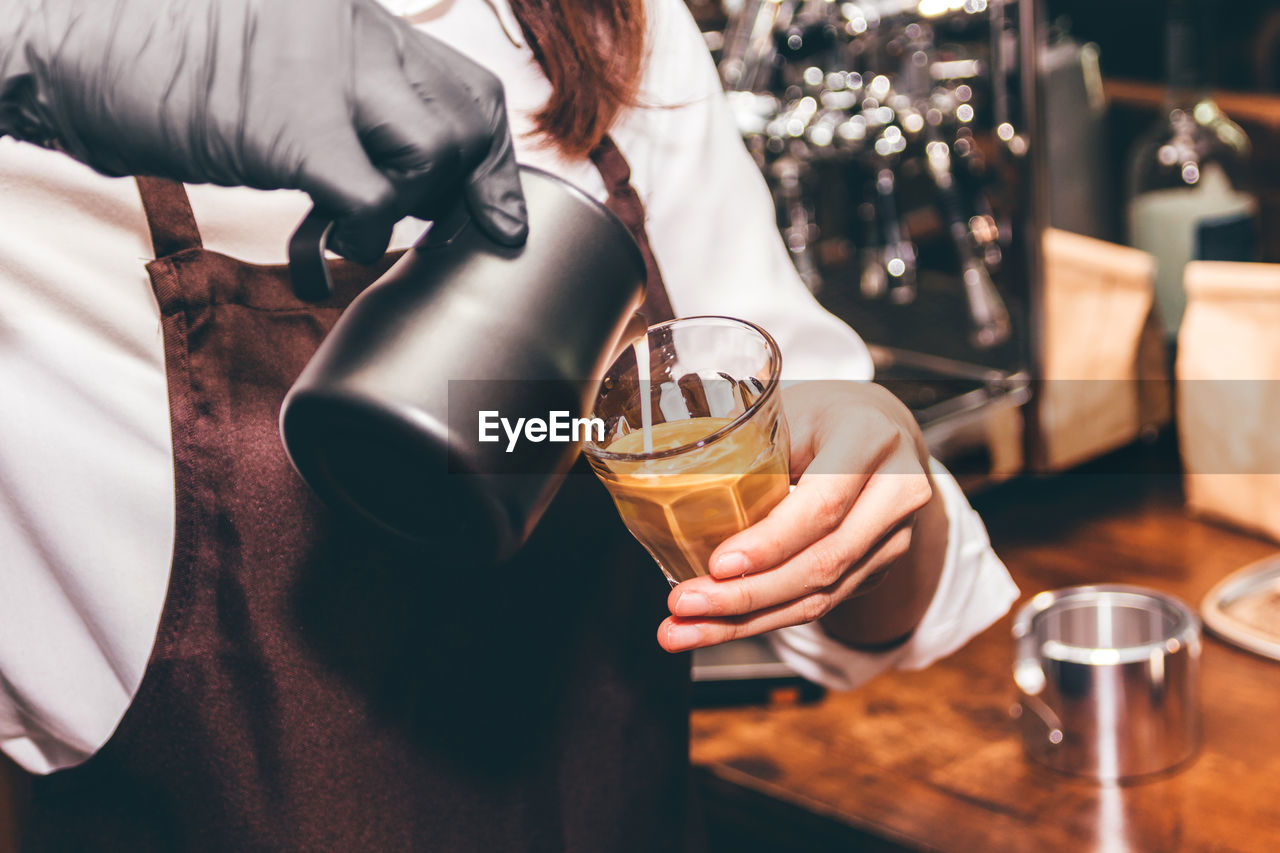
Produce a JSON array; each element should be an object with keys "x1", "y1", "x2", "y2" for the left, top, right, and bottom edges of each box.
[
  {"x1": 766, "y1": 460, "x2": 1020, "y2": 691},
  {"x1": 631, "y1": 0, "x2": 1019, "y2": 689},
  {"x1": 623, "y1": 0, "x2": 873, "y2": 382}
]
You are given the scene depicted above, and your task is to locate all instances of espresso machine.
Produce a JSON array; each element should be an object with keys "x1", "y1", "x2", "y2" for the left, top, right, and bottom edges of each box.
[
  {"x1": 690, "y1": 0, "x2": 1048, "y2": 697},
  {"x1": 697, "y1": 0, "x2": 1047, "y2": 473}
]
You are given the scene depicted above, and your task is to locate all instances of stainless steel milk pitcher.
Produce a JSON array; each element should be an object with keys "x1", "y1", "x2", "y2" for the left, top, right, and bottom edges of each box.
[{"x1": 1012, "y1": 584, "x2": 1202, "y2": 781}]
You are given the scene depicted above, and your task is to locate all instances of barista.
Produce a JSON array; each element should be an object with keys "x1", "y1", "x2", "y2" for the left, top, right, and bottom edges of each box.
[{"x1": 0, "y1": 0, "x2": 1017, "y2": 849}]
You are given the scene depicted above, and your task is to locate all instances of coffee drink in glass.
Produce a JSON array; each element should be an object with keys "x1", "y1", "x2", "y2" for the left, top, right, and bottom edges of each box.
[{"x1": 585, "y1": 316, "x2": 789, "y2": 586}]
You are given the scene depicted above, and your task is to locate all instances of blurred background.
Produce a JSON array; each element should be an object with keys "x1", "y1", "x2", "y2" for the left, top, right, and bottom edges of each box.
[{"x1": 681, "y1": 0, "x2": 1280, "y2": 491}]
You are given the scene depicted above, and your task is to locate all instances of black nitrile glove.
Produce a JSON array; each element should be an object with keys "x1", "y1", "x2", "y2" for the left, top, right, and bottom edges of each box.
[{"x1": 0, "y1": 0, "x2": 527, "y2": 260}]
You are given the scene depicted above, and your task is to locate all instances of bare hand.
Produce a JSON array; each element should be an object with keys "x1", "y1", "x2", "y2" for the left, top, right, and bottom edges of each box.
[{"x1": 656, "y1": 381, "x2": 941, "y2": 653}]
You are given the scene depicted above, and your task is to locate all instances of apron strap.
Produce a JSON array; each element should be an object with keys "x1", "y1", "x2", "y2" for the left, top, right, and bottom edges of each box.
[
  {"x1": 588, "y1": 136, "x2": 675, "y2": 324},
  {"x1": 132, "y1": 141, "x2": 673, "y2": 322},
  {"x1": 135, "y1": 177, "x2": 204, "y2": 258}
]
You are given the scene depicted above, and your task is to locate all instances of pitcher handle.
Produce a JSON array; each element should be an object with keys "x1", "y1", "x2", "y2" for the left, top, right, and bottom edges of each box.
[
  {"x1": 1011, "y1": 594, "x2": 1064, "y2": 746},
  {"x1": 288, "y1": 206, "x2": 338, "y2": 301},
  {"x1": 288, "y1": 203, "x2": 476, "y2": 302}
]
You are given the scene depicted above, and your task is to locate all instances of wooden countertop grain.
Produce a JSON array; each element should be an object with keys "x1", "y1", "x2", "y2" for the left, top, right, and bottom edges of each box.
[{"x1": 691, "y1": 461, "x2": 1280, "y2": 852}]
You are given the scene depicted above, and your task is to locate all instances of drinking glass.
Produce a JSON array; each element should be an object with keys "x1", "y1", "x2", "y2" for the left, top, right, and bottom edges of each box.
[{"x1": 584, "y1": 316, "x2": 790, "y2": 586}]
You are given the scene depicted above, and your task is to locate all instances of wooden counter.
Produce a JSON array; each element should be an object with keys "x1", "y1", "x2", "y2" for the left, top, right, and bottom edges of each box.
[{"x1": 691, "y1": 457, "x2": 1280, "y2": 852}]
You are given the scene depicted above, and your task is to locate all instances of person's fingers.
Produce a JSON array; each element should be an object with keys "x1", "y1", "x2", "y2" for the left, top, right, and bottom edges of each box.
[
  {"x1": 702, "y1": 474, "x2": 861, "y2": 580},
  {"x1": 668, "y1": 470, "x2": 930, "y2": 618},
  {"x1": 704, "y1": 429, "x2": 900, "y2": 580},
  {"x1": 657, "y1": 525, "x2": 917, "y2": 652},
  {"x1": 402, "y1": 35, "x2": 528, "y2": 246},
  {"x1": 461, "y1": 114, "x2": 528, "y2": 247},
  {"x1": 294, "y1": 123, "x2": 398, "y2": 217},
  {"x1": 351, "y1": 81, "x2": 472, "y2": 242},
  {"x1": 292, "y1": 126, "x2": 399, "y2": 263},
  {"x1": 356, "y1": 83, "x2": 463, "y2": 180},
  {"x1": 328, "y1": 216, "x2": 397, "y2": 266}
]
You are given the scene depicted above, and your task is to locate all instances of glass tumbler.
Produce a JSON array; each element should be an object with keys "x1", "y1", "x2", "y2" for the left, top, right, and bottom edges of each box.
[{"x1": 584, "y1": 316, "x2": 790, "y2": 586}]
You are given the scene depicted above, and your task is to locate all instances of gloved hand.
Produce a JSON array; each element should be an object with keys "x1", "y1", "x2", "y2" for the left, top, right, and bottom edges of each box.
[{"x1": 0, "y1": 0, "x2": 527, "y2": 260}]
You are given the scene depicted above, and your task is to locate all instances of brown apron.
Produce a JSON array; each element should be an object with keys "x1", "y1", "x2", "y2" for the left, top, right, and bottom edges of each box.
[{"x1": 21, "y1": 142, "x2": 696, "y2": 852}]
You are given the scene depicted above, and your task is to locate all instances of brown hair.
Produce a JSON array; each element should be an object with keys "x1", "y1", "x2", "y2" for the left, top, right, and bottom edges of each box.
[{"x1": 507, "y1": 0, "x2": 648, "y2": 158}]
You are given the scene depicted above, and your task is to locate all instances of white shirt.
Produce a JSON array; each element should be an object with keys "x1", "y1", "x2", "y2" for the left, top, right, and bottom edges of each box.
[{"x1": 0, "y1": 0, "x2": 1018, "y2": 774}]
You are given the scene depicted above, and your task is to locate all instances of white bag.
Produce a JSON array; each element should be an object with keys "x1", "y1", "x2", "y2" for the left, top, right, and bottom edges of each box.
[
  {"x1": 1178, "y1": 261, "x2": 1280, "y2": 542},
  {"x1": 1037, "y1": 229, "x2": 1164, "y2": 470}
]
